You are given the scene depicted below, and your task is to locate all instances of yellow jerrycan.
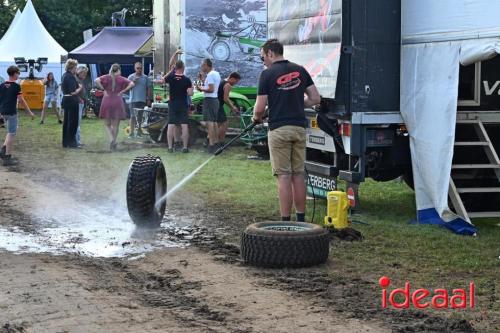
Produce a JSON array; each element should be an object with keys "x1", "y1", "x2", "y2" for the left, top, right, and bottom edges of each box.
[{"x1": 324, "y1": 191, "x2": 350, "y2": 229}]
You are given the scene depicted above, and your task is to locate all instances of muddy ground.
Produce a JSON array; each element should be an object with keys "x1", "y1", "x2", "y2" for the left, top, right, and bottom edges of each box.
[{"x1": 0, "y1": 163, "x2": 481, "y2": 333}]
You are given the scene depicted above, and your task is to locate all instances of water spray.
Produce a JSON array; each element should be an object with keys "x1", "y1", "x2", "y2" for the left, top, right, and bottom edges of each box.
[{"x1": 126, "y1": 122, "x2": 258, "y2": 226}]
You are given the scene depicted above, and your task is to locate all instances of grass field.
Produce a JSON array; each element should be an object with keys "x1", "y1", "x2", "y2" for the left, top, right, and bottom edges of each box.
[{"x1": 6, "y1": 113, "x2": 500, "y2": 330}]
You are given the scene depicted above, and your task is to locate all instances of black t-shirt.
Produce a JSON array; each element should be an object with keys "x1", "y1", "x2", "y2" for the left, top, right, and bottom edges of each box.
[
  {"x1": 0, "y1": 81, "x2": 22, "y2": 115},
  {"x1": 217, "y1": 79, "x2": 228, "y2": 109},
  {"x1": 165, "y1": 71, "x2": 192, "y2": 105},
  {"x1": 258, "y1": 60, "x2": 314, "y2": 130},
  {"x1": 61, "y1": 71, "x2": 78, "y2": 95}
]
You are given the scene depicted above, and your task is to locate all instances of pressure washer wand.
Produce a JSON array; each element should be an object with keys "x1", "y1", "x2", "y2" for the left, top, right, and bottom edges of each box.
[{"x1": 214, "y1": 122, "x2": 258, "y2": 156}]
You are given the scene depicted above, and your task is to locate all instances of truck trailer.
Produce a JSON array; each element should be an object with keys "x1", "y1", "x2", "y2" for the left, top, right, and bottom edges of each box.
[{"x1": 268, "y1": 0, "x2": 500, "y2": 233}]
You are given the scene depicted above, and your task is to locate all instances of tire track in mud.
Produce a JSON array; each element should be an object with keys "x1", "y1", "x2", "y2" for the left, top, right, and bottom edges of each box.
[{"x1": 72, "y1": 257, "x2": 250, "y2": 333}]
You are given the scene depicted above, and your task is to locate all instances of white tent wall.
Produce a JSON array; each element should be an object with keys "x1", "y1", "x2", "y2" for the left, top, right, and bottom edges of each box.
[
  {"x1": 401, "y1": 0, "x2": 500, "y2": 235},
  {"x1": 0, "y1": 0, "x2": 67, "y2": 81},
  {"x1": 403, "y1": 0, "x2": 500, "y2": 44}
]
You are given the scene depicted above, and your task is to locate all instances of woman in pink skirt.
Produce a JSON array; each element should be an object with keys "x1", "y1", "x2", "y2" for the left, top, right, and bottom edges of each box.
[{"x1": 94, "y1": 64, "x2": 135, "y2": 151}]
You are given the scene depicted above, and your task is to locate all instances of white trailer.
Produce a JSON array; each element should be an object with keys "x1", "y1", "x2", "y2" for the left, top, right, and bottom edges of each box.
[{"x1": 269, "y1": 0, "x2": 500, "y2": 234}]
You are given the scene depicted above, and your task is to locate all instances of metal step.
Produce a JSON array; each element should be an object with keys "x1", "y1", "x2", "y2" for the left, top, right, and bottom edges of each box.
[
  {"x1": 468, "y1": 212, "x2": 500, "y2": 219},
  {"x1": 457, "y1": 187, "x2": 500, "y2": 193},
  {"x1": 452, "y1": 164, "x2": 500, "y2": 169},
  {"x1": 456, "y1": 120, "x2": 481, "y2": 124},
  {"x1": 454, "y1": 142, "x2": 489, "y2": 146}
]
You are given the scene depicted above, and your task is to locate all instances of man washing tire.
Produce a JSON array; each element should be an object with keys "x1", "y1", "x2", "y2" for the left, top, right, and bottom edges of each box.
[{"x1": 253, "y1": 39, "x2": 321, "y2": 222}]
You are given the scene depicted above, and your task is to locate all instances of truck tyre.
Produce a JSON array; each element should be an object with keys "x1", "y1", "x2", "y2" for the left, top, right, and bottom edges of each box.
[
  {"x1": 241, "y1": 222, "x2": 330, "y2": 268},
  {"x1": 211, "y1": 40, "x2": 231, "y2": 61},
  {"x1": 127, "y1": 155, "x2": 167, "y2": 227}
]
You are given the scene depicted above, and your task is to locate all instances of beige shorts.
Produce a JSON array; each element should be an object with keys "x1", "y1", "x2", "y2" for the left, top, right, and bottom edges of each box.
[{"x1": 268, "y1": 125, "x2": 307, "y2": 176}]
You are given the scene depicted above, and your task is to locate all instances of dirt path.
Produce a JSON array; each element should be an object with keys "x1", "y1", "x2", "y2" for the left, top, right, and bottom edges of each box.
[{"x1": 0, "y1": 169, "x2": 388, "y2": 333}]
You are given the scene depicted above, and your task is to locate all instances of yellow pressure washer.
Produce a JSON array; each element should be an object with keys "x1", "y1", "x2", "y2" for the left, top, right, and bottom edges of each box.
[{"x1": 324, "y1": 191, "x2": 350, "y2": 229}]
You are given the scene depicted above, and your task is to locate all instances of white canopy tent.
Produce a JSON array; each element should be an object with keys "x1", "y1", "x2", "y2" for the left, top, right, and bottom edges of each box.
[
  {"x1": 0, "y1": 0, "x2": 67, "y2": 81},
  {"x1": 401, "y1": 0, "x2": 500, "y2": 235}
]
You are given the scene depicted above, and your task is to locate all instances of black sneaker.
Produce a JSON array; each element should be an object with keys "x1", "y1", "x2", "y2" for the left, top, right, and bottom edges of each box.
[
  {"x1": 40, "y1": 120, "x2": 44, "y2": 125},
  {"x1": 2, "y1": 155, "x2": 17, "y2": 166},
  {"x1": 58, "y1": 119, "x2": 63, "y2": 124},
  {"x1": 168, "y1": 148, "x2": 174, "y2": 153},
  {"x1": 0, "y1": 146, "x2": 5, "y2": 158},
  {"x1": 182, "y1": 148, "x2": 189, "y2": 153}
]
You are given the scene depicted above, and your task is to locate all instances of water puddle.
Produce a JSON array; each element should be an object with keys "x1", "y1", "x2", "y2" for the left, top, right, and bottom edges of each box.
[
  {"x1": 0, "y1": 204, "x2": 190, "y2": 258},
  {"x1": 0, "y1": 160, "x2": 213, "y2": 259}
]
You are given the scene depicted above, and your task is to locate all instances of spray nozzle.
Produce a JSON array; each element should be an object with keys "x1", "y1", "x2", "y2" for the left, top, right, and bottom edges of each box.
[{"x1": 214, "y1": 147, "x2": 224, "y2": 156}]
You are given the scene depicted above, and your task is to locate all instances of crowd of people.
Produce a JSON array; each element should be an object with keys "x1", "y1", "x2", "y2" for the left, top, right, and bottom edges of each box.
[
  {"x1": 0, "y1": 51, "x2": 245, "y2": 159},
  {"x1": 0, "y1": 38, "x2": 321, "y2": 222}
]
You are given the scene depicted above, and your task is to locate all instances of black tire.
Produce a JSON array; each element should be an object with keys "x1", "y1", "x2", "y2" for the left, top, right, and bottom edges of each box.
[
  {"x1": 241, "y1": 222, "x2": 330, "y2": 268},
  {"x1": 211, "y1": 40, "x2": 231, "y2": 61},
  {"x1": 126, "y1": 155, "x2": 167, "y2": 227}
]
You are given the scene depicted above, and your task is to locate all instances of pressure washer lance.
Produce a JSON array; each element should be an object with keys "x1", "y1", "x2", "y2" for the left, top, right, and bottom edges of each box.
[{"x1": 214, "y1": 122, "x2": 257, "y2": 156}]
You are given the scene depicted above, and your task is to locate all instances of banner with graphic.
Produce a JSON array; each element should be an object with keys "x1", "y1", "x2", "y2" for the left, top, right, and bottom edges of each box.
[
  {"x1": 184, "y1": 0, "x2": 267, "y2": 87},
  {"x1": 268, "y1": 0, "x2": 342, "y2": 99}
]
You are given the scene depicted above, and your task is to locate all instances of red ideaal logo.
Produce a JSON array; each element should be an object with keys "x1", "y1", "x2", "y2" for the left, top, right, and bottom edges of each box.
[{"x1": 379, "y1": 276, "x2": 475, "y2": 309}]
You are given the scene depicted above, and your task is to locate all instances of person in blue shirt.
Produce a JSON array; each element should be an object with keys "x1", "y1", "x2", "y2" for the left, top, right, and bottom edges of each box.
[
  {"x1": 40, "y1": 72, "x2": 62, "y2": 124},
  {"x1": 128, "y1": 62, "x2": 152, "y2": 138}
]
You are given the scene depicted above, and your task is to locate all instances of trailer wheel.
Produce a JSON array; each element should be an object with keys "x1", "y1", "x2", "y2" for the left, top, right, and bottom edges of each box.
[
  {"x1": 211, "y1": 40, "x2": 231, "y2": 61},
  {"x1": 241, "y1": 222, "x2": 330, "y2": 268},
  {"x1": 127, "y1": 155, "x2": 167, "y2": 227}
]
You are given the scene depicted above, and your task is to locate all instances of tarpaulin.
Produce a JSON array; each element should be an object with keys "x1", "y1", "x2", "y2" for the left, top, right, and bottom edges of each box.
[
  {"x1": 69, "y1": 27, "x2": 153, "y2": 64},
  {"x1": 267, "y1": 0, "x2": 342, "y2": 99},
  {"x1": 401, "y1": 0, "x2": 500, "y2": 235}
]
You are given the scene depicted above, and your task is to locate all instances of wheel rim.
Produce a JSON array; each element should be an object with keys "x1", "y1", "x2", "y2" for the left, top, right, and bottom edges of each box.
[
  {"x1": 212, "y1": 43, "x2": 229, "y2": 60},
  {"x1": 261, "y1": 224, "x2": 313, "y2": 232}
]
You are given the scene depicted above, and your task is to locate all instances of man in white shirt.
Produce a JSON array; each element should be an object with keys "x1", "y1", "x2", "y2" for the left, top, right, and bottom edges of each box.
[{"x1": 196, "y1": 58, "x2": 221, "y2": 154}]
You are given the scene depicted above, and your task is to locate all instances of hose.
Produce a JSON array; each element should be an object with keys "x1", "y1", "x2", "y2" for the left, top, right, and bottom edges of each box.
[{"x1": 214, "y1": 122, "x2": 257, "y2": 156}]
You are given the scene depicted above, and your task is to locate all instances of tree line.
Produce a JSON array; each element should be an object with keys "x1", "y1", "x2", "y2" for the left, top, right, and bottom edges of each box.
[{"x1": 0, "y1": 0, "x2": 152, "y2": 51}]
